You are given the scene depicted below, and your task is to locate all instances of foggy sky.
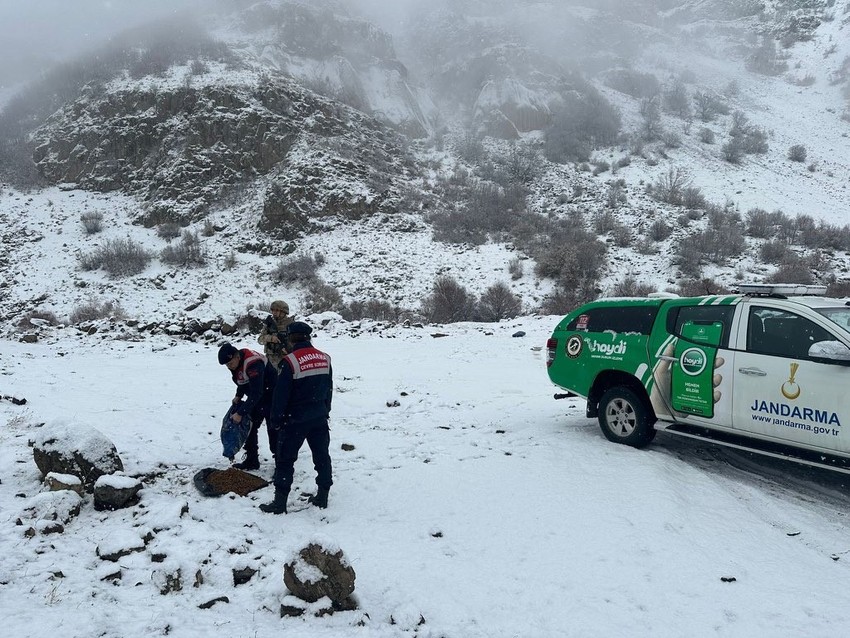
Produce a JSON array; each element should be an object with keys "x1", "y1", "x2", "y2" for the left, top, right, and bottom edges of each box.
[{"x1": 0, "y1": 0, "x2": 203, "y2": 88}]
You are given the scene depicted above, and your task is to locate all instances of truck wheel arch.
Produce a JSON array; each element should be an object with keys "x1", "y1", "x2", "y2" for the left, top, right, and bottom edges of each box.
[{"x1": 587, "y1": 370, "x2": 656, "y2": 423}]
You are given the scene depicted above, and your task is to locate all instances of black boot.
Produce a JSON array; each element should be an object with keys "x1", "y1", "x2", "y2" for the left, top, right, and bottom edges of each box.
[
  {"x1": 308, "y1": 487, "x2": 329, "y2": 509},
  {"x1": 234, "y1": 452, "x2": 259, "y2": 471},
  {"x1": 259, "y1": 490, "x2": 288, "y2": 514}
]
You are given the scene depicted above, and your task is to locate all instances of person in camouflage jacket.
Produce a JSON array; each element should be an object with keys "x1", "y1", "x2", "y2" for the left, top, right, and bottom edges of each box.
[{"x1": 258, "y1": 300, "x2": 293, "y2": 369}]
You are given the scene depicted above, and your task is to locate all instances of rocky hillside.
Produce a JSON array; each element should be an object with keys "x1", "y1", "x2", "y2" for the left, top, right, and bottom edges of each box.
[
  {"x1": 31, "y1": 73, "x2": 414, "y2": 235},
  {"x1": 1, "y1": 0, "x2": 850, "y2": 337}
]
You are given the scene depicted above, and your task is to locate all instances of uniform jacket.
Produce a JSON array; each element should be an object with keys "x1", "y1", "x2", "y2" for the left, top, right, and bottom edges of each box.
[
  {"x1": 231, "y1": 348, "x2": 267, "y2": 417},
  {"x1": 258, "y1": 315, "x2": 293, "y2": 367},
  {"x1": 270, "y1": 341, "x2": 332, "y2": 427}
]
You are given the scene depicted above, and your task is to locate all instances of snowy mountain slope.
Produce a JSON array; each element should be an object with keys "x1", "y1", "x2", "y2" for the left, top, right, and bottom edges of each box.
[{"x1": 1, "y1": 0, "x2": 850, "y2": 335}]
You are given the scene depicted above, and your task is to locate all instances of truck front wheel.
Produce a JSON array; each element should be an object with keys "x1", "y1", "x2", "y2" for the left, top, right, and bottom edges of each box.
[{"x1": 597, "y1": 387, "x2": 656, "y2": 448}]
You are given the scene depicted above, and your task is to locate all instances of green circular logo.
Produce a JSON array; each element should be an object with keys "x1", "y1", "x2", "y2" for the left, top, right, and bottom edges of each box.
[{"x1": 680, "y1": 347, "x2": 707, "y2": 376}]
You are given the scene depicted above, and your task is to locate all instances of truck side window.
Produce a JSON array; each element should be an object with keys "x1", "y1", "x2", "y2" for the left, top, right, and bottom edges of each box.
[
  {"x1": 565, "y1": 306, "x2": 658, "y2": 334},
  {"x1": 748, "y1": 307, "x2": 836, "y2": 359},
  {"x1": 666, "y1": 305, "x2": 733, "y2": 347}
]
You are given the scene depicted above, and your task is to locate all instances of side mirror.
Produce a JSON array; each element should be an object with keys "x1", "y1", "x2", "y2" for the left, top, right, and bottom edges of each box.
[{"x1": 808, "y1": 341, "x2": 850, "y2": 365}]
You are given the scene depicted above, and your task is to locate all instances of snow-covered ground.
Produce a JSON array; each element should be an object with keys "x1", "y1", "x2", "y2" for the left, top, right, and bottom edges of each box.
[{"x1": 3, "y1": 317, "x2": 850, "y2": 637}]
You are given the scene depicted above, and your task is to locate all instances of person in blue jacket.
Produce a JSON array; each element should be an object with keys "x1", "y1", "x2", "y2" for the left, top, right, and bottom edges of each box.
[
  {"x1": 260, "y1": 321, "x2": 333, "y2": 514},
  {"x1": 218, "y1": 343, "x2": 275, "y2": 470}
]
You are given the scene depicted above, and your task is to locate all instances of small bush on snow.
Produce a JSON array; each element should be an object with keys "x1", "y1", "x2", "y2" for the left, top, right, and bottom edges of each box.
[
  {"x1": 476, "y1": 282, "x2": 522, "y2": 322},
  {"x1": 421, "y1": 275, "x2": 475, "y2": 324},
  {"x1": 79, "y1": 238, "x2": 152, "y2": 278},
  {"x1": 69, "y1": 300, "x2": 126, "y2": 324},
  {"x1": 80, "y1": 211, "x2": 104, "y2": 235},
  {"x1": 787, "y1": 145, "x2": 807, "y2": 162}
]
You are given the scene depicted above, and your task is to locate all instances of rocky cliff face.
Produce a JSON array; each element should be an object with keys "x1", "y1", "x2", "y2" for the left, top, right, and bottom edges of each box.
[
  {"x1": 225, "y1": 1, "x2": 436, "y2": 138},
  {"x1": 31, "y1": 72, "x2": 413, "y2": 234}
]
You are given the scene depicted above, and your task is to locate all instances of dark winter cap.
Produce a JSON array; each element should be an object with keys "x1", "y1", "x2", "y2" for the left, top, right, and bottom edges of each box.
[
  {"x1": 286, "y1": 321, "x2": 312, "y2": 337},
  {"x1": 217, "y1": 343, "x2": 239, "y2": 365}
]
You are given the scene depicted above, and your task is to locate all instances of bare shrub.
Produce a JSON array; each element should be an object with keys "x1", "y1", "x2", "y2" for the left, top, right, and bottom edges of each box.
[
  {"x1": 592, "y1": 160, "x2": 610, "y2": 176},
  {"x1": 759, "y1": 240, "x2": 794, "y2": 264},
  {"x1": 604, "y1": 69, "x2": 661, "y2": 99},
  {"x1": 79, "y1": 238, "x2": 152, "y2": 278},
  {"x1": 345, "y1": 298, "x2": 405, "y2": 322},
  {"x1": 698, "y1": 127, "x2": 715, "y2": 144},
  {"x1": 273, "y1": 254, "x2": 320, "y2": 285},
  {"x1": 676, "y1": 278, "x2": 729, "y2": 297},
  {"x1": 421, "y1": 275, "x2": 476, "y2": 324},
  {"x1": 161, "y1": 230, "x2": 207, "y2": 267},
  {"x1": 539, "y1": 280, "x2": 600, "y2": 315},
  {"x1": 223, "y1": 251, "x2": 237, "y2": 270},
  {"x1": 649, "y1": 168, "x2": 692, "y2": 205},
  {"x1": 491, "y1": 143, "x2": 541, "y2": 186},
  {"x1": 190, "y1": 59, "x2": 208, "y2": 75},
  {"x1": 826, "y1": 281, "x2": 850, "y2": 298},
  {"x1": 508, "y1": 257, "x2": 524, "y2": 280},
  {"x1": 606, "y1": 182, "x2": 627, "y2": 208},
  {"x1": 69, "y1": 300, "x2": 126, "y2": 324},
  {"x1": 746, "y1": 36, "x2": 788, "y2": 76},
  {"x1": 635, "y1": 237, "x2": 659, "y2": 255},
  {"x1": 593, "y1": 209, "x2": 618, "y2": 234},
  {"x1": 80, "y1": 211, "x2": 104, "y2": 235},
  {"x1": 721, "y1": 136, "x2": 744, "y2": 163},
  {"x1": 476, "y1": 282, "x2": 522, "y2": 322},
  {"x1": 17, "y1": 310, "x2": 59, "y2": 330},
  {"x1": 663, "y1": 80, "x2": 691, "y2": 119},
  {"x1": 431, "y1": 181, "x2": 527, "y2": 245},
  {"x1": 611, "y1": 224, "x2": 632, "y2": 247},
  {"x1": 729, "y1": 111, "x2": 768, "y2": 155},
  {"x1": 157, "y1": 223, "x2": 181, "y2": 242},
  {"x1": 788, "y1": 144, "x2": 807, "y2": 162},
  {"x1": 674, "y1": 209, "x2": 746, "y2": 270},
  {"x1": 745, "y1": 208, "x2": 774, "y2": 238},
  {"x1": 609, "y1": 276, "x2": 654, "y2": 297},
  {"x1": 456, "y1": 131, "x2": 485, "y2": 164},
  {"x1": 303, "y1": 281, "x2": 344, "y2": 314},
  {"x1": 767, "y1": 261, "x2": 814, "y2": 284},
  {"x1": 681, "y1": 186, "x2": 707, "y2": 210},
  {"x1": 648, "y1": 219, "x2": 672, "y2": 241},
  {"x1": 640, "y1": 96, "x2": 663, "y2": 142},
  {"x1": 202, "y1": 219, "x2": 215, "y2": 236},
  {"x1": 662, "y1": 131, "x2": 682, "y2": 149},
  {"x1": 544, "y1": 82, "x2": 621, "y2": 163}
]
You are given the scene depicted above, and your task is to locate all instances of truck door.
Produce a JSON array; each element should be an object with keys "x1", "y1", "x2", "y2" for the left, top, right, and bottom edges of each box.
[
  {"x1": 651, "y1": 302, "x2": 735, "y2": 428},
  {"x1": 732, "y1": 304, "x2": 850, "y2": 454}
]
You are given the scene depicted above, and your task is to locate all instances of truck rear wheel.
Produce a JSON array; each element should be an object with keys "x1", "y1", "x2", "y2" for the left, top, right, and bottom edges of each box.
[{"x1": 598, "y1": 386, "x2": 656, "y2": 448}]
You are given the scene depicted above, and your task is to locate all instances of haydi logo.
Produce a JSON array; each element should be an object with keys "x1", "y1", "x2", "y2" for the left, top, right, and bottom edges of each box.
[
  {"x1": 587, "y1": 340, "x2": 627, "y2": 356},
  {"x1": 679, "y1": 348, "x2": 707, "y2": 376}
]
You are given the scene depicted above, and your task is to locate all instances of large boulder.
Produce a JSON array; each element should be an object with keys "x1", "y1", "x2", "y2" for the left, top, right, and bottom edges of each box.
[
  {"x1": 30, "y1": 422, "x2": 124, "y2": 492},
  {"x1": 284, "y1": 540, "x2": 356, "y2": 604}
]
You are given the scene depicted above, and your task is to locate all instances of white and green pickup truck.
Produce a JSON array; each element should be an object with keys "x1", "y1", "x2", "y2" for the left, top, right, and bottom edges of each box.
[{"x1": 546, "y1": 284, "x2": 850, "y2": 472}]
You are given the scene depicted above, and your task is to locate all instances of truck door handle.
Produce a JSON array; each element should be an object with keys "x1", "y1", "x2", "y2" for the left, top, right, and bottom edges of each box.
[{"x1": 738, "y1": 367, "x2": 767, "y2": 377}]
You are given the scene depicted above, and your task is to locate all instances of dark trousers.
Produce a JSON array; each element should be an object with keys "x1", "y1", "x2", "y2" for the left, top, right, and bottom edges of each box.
[
  {"x1": 243, "y1": 364, "x2": 278, "y2": 458},
  {"x1": 272, "y1": 419, "x2": 333, "y2": 494}
]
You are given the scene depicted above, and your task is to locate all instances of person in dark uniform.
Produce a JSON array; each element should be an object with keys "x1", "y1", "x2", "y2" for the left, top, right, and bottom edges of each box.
[
  {"x1": 218, "y1": 343, "x2": 275, "y2": 471},
  {"x1": 260, "y1": 321, "x2": 333, "y2": 514}
]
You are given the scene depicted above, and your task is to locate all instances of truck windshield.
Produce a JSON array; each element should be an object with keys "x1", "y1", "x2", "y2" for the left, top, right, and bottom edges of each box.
[{"x1": 815, "y1": 307, "x2": 850, "y2": 334}]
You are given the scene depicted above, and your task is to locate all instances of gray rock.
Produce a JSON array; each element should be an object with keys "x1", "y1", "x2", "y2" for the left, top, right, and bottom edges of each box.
[
  {"x1": 93, "y1": 475, "x2": 143, "y2": 511},
  {"x1": 31, "y1": 423, "x2": 123, "y2": 492},
  {"x1": 284, "y1": 542, "x2": 356, "y2": 603}
]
